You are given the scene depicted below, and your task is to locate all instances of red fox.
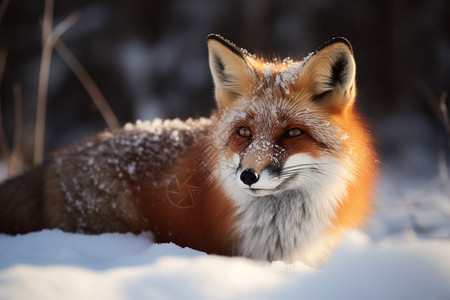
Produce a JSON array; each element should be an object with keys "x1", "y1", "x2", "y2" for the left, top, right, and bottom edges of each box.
[{"x1": 0, "y1": 34, "x2": 376, "y2": 266}]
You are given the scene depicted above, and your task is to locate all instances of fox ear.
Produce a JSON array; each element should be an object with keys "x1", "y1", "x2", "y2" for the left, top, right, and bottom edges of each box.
[
  {"x1": 301, "y1": 38, "x2": 356, "y2": 113},
  {"x1": 207, "y1": 34, "x2": 255, "y2": 110}
]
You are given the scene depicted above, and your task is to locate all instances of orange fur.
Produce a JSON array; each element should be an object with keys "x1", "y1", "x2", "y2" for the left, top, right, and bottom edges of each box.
[
  {"x1": 135, "y1": 144, "x2": 237, "y2": 255},
  {"x1": 0, "y1": 35, "x2": 377, "y2": 265},
  {"x1": 329, "y1": 111, "x2": 377, "y2": 233}
]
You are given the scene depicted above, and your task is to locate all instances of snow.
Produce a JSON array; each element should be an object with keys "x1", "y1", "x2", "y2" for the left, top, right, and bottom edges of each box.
[
  {"x1": 1, "y1": 229, "x2": 449, "y2": 300},
  {"x1": 259, "y1": 54, "x2": 313, "y2": 95},
  {"x1": 1, "y1": 153, "x2": 450, "y2": 299},
  {"x1": 1, "y1": 120, "x2": 449, "y2": 299},
  {"x1": 340, "y1": 132, "x2": 349, "y2": 141}
]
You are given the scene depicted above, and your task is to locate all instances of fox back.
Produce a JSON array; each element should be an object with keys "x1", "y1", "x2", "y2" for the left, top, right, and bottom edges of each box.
[{"x1": 0, "y1": 35, "x2": 376, "y2": 266}]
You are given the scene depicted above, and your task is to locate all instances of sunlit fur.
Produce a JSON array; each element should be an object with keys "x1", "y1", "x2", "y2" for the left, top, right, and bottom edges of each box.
[
  {"x1": 209, "y1": 34, "x2": 377, "y2": 265},
  {"x1": 0, "y1": 35, "x2": 376, "y2": 266}
]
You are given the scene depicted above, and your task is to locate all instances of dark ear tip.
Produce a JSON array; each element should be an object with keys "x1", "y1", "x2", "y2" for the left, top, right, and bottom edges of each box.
[
  {"x1": 318, "y1": 37, "x2": 353, "y2": 54},
  {"x1": 206, "y1": 33, "x2": 245, "y2": 60},
  {"x1": 207, "y1": 33, "x2": 224, "y2": 43},
  {"x1": 207, "y1": 34, "x2": 236, "y2": 48}
]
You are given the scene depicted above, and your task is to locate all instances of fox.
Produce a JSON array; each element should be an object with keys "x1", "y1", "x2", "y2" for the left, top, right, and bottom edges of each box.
[{"x1": 0, "y1": 34, "x2": 376, "y2": 266}]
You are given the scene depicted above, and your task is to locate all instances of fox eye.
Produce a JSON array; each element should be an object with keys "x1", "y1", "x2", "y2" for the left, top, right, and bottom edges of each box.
[
  {"x1": 285, "y1": 128, "x2": 303, "y2": 138},
  {"x1": 237, "y1": 126, "x2": 252, "y2": 138}
]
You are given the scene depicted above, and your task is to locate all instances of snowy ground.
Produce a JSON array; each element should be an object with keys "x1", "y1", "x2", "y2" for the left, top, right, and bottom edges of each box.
[{"x1": 1, "y1": 169, "x2": 450, "y2": 299}]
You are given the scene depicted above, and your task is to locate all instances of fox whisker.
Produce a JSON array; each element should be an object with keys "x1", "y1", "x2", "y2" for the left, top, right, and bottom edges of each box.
[{"x1": 0, "y1": 34, "x2": 376, "y2": 266}]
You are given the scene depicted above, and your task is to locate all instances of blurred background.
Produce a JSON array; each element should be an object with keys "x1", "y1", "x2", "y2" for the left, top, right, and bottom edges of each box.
[{"x1": 0, "y1": 0, "x2": 449, "y2": 238}]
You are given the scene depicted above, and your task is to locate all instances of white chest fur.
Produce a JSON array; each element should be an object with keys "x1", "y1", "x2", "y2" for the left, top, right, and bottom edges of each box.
[{"x1": 220, "y1": 153, "x2": 353, "y2": 266}]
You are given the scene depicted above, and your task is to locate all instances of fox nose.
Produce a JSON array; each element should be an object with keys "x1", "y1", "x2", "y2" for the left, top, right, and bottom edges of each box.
[{"x1": 240, "y1": 168, "x2": 259, "y2": 186}]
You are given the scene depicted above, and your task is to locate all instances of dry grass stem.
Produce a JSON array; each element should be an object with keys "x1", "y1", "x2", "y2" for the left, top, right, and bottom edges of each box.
[
  {"x1": 54, "y1": 39, "x2": 120, "y2": 130},
  {"x1": 0, "y1": 49, "x2": 11, "y2": 165},
  {"x1": 12, "y1": 83, "x2": 23, "y2": 154},
  {"x1": 50, "y1": 12, "x2": 80, "y2": 47},
  {"x1": 34, "y1": 3, "x2": 79, "y2": 166},
  {"x1": 0, "y1": 0, "x2": 10, "y2": 24},
  {"x1": 34, "y1": 2, "x2": 118, "y2": 166},
  {"x1": 416, "y1": 81, "x2": 443, "y2": 125},
  {"x1": 10, "y1": 83, "x2": 24, "y2": 176},
  {"x1": 34, "y1": 0, "x2": 55, "y2": 166},
  {"x1": 439, "y1": 91, "x2": 449, "y2": 135},
  {"x1": 41, "y1": 0, "x2": 54, "y2": 46},
  {"x1": 0, "y1": 49, "x2": 6, "y2": 86},
  {"x1": 438, "y1": 151, "x2": 450, "y2": 196},
  {"x1": 438, "y1": 91, "x2": 450, "y2": 197}
]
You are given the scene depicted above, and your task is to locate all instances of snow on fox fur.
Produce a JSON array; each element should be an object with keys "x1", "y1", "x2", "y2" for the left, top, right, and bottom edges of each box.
[{"x1": 0, "y1": 34, "x2": 377, "y2": 266}]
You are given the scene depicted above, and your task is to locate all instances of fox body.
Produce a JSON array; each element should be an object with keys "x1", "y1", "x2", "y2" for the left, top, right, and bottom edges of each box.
[{"x1": 0, "y1": 35, "x2": 376, "y2": 266}]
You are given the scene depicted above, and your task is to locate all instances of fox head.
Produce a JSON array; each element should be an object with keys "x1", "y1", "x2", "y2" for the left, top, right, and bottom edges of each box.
[{"x1": 207, "y1": 34, "x2": 370, "y2": 203}]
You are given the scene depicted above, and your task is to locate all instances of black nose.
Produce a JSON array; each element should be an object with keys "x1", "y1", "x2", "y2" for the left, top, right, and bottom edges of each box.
[{"x1": 240, "y1": 169, "x2": 259, "y2": 186}]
